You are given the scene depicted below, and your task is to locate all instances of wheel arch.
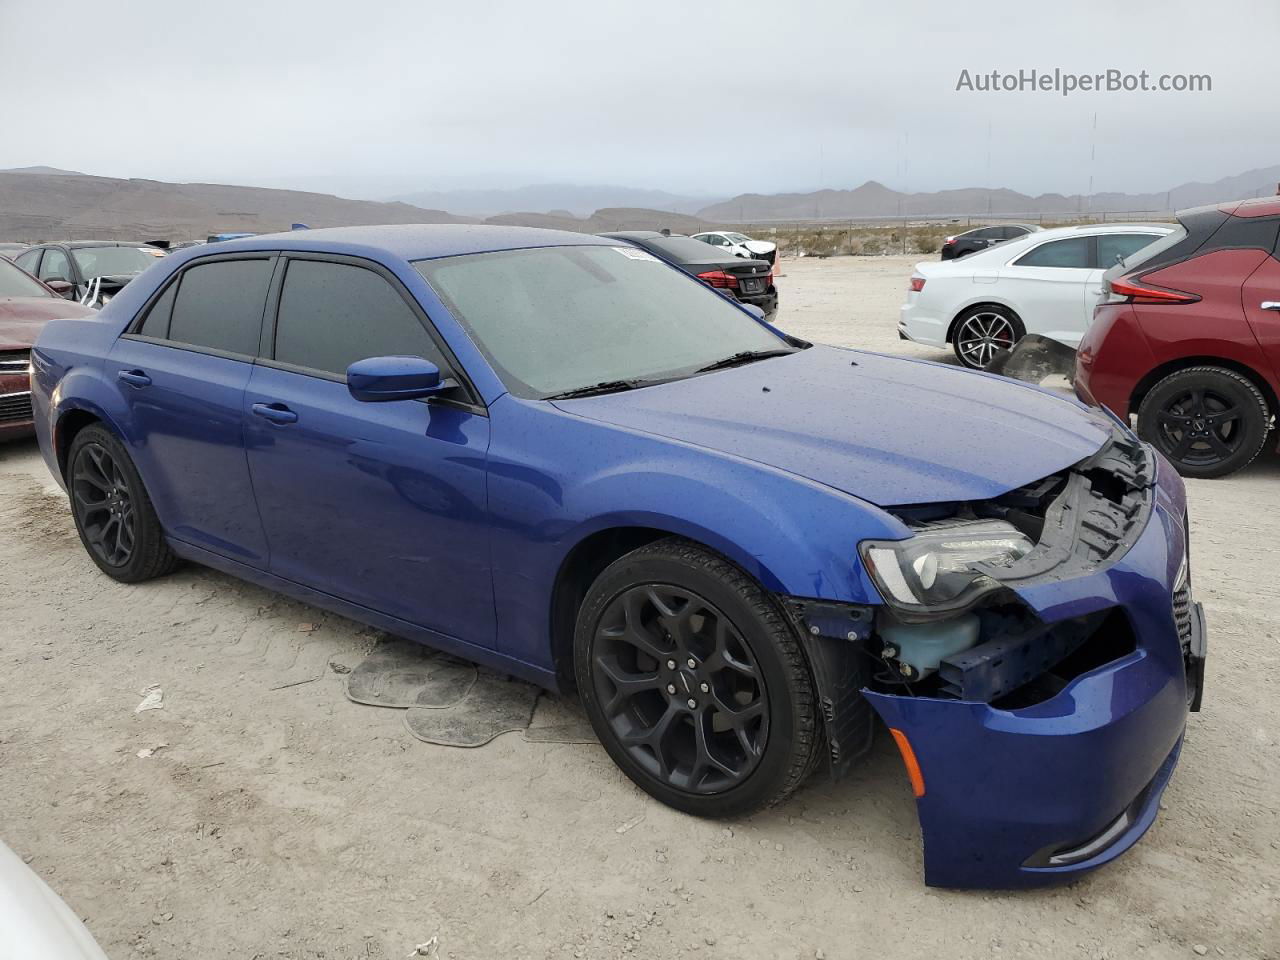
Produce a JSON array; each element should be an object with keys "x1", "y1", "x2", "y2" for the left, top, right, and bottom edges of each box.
[
  {"x1": 1130, "y1": 356, "x2": 1277, "y2": 421},
  {"x1": 548, "y1": 521, "x2": 799, "y2": 692},
  {"x1": 53, "y1": 401, "x2": 125, "y2": 483}
]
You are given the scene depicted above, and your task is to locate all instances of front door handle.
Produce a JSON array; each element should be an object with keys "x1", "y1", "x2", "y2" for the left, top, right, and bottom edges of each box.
[
  {"x1": 251, "y1": 402, "x2": 298, "y2": 425},
  {"x1": 117, "y1": 369, "x2": 151, "y2": 388},
  {"x1": 1261, "y1": 301, "x2": 1280, "y2": 312}
]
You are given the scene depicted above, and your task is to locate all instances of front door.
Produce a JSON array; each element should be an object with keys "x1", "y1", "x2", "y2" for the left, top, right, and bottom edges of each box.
[
  {"x1": 243, "y1": 255, "x2": 494, "y2": 647},
  {"x1": 1001, "y1": 235, "x2": 1093, "y2": 346}
]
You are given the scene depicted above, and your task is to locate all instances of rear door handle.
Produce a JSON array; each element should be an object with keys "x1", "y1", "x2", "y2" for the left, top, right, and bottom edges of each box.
[
  {"x1": 251, "y1": 402, "x2": 298, "y2": 425},
  {"x1": 117, "y1": 369, "x2": 151, "y2": 388},
  {"x1": 1261, "y1": 301, "x2": 1280, "y2": 311}
]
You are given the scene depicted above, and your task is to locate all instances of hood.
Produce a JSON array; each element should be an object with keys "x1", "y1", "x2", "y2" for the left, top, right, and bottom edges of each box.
[
  {"x1": 0, "y1": 297, "x2": 97, "y2": 349},
  {"x1": 554, "y1": 346, "x2": 1113, "y2": 506}
]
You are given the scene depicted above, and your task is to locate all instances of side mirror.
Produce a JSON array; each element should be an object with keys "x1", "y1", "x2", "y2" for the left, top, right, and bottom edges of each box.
[
  {"x1": 347, "y1": 356, "x2": 448, "y2": 403},
  {"x1": 741, "y1": 304, "x2": 766, "y2": 321},
  {"x1": 45, "y1": 279, "x2": 74, "y2": 296}
]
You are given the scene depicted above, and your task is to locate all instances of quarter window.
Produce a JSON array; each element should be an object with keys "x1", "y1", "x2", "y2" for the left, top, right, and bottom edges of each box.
[
  {"x1": 272, "y1": 260, "x2": 443, "y2": 377},
  {"x1": 166, "y1": 259, "x2": 272, "y2": 356},
  {"x1": 1014, "y1": 237, "x2": 1090, "y2": 269}
]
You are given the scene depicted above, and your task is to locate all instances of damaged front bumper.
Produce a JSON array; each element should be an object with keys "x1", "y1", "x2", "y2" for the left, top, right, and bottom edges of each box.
[{"x1": 788, "y1": 440, "x2": 1206, "y2": 889}]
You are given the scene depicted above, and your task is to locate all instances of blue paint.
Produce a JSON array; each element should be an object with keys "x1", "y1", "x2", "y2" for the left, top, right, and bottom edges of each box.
[{"x1": 29, "y1": 224, "x2": 1196, "y2": 889}]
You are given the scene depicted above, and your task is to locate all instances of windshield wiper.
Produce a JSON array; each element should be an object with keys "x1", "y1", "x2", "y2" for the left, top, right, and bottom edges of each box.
[
  {"x1": 696, "y1": 349, "x2": 795, "y2": 373},
  {"x1": 544, "y1": 379, "x2": 647, "y2": 400}
]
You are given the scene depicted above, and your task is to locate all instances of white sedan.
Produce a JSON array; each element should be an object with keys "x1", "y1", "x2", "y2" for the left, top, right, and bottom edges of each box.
[
  {"x1": 899, "y1": 223, "x2": 1172, "y2": 369},
  {"x1": 691, "y1": 230, "x2": 777, "y2": 263}
]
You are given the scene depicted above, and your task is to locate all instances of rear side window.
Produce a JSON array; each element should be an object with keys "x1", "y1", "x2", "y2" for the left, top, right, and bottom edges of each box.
[
  {"x1": 272, "y1": 260, "x2": 443, "y2": 377},
  {"x1": 14, "y1": 249, "x2": 40, "y2": 274},
  {"x1": 1097, "y1": 233, "x2": 1161, "y2": 268},
  {"x1": 167, "y1": 259, "x2": 271, "y2": 357},
  {"x1": 1014, "y1": 237, "x2": 1090, "y2": 268}
]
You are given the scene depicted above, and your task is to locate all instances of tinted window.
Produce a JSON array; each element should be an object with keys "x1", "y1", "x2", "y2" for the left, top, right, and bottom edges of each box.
[
  {"x1": 642, "y1": 235, "x2": 727, "y2": 262},
  {"x1": 1003, "y1": 226, "x2": 1029, "y2": 239},
  {"x1": 0, "y1": 257, "x2": 52, "y2": 298},
  {"x1": 39, "y1": 248, "x2": 71, "y2": 282},
  {"x1": 1014, "y1": 237, "x2": 1090, "y2": 268},
  {"x1": 138, "y1": 282, "x2": 177, "y2": 338},
  {"x1": 973, "y1": 227, "x2": 1004, "y2": 240},
  {"x1": 14, "y1": 250, "x2": 40, "y2": 274},
  {"x1": 1096, "y1": 233, "x2": 1161, "y2": 269},
  {"x1": 167, "y1": 259, "x2": 271, "y2": 356},
  {"x1": 273, "y1": 260, "x2": 442, "y2": 376}
]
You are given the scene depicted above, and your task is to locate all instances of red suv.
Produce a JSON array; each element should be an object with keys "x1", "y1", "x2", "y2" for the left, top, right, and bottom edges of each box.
[{"x1": 1076, "y1": 197, "x2": 1280, "y2": 478}]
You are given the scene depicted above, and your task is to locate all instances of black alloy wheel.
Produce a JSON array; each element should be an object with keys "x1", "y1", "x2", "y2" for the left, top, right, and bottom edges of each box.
[
  {"x1": 72, "y1": 440, "x2": 136, "y2": 568},
  {"x1": 1137, "y1": 367, "x2": 1271, "y2": 479},
  {"x1": 67, "y1": 424, "x2": 178, "y2": 581},
  {"x1": 591, "y1": 584, "x2": 768, "y2": 794},
  {"x1": 575, "y1": 539, "x2": 819, "y2": 817}
]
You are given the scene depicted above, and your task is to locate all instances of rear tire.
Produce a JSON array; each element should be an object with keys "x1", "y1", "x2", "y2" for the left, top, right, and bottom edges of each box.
[
  {"x1": 574, "y1": 538, "x2": 819, "y2": 818},
  {"x1": 951, "y1": 305, "x2": 1025, "y2": 370},
  {"x1": 1136, "y1": 367, "x2": 1271, "y2": 479},
  {"x1": 67, "y1": 424, "x2": 178, "y2": 582}
]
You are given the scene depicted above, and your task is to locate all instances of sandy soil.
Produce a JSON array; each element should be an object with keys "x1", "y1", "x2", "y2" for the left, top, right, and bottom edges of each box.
[{"x1": 1, "y1": 255, "x2": 1277, "y2": 960}]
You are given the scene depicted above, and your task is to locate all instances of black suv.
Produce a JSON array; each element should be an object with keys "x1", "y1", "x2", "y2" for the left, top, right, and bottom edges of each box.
[{"x1": 940, "y1": 223, "x2": 1040, "y2": 260}]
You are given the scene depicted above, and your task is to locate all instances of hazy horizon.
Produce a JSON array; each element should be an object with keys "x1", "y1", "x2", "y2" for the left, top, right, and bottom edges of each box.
[{"x1": 1, "y1": 0, "x2": 1275, "y2": 202}]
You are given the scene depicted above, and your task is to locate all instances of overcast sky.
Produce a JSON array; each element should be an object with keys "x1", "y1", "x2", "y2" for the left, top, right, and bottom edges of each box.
[{"x1": 1, "y1": 0, "x2": 1275, "y2": 200}]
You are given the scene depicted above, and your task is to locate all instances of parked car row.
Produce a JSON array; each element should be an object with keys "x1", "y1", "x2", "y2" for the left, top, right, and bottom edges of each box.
[
  {"x1": 900, "y1": 198, "x2": 1280, "y2": 478},
  {"x1": 26, "y1": 223, "x2": 1205, "y2": 891}
]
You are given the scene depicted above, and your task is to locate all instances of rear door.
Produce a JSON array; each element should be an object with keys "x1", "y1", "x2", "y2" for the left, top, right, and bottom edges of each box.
[
  {"x1": 1001, "y1": 235, "x2": 1093, "y2": 346},
  {"x1": 109, "y1": 254, "x2": 273, "y2": 565},
  {"x1": 243, "y1": 254, "x2": 494, "y2": 646}
]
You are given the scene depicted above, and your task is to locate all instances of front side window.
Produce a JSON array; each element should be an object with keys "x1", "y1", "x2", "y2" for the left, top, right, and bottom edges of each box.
[
  {"x1": 39, "y1": 248, "x2": 71, "y2": 282},
  {"x1": 165, "y1": 259, "x2": 272, "y2": 356},
  {"x1": 1014, "y1": 237, "x2": 1090, "y2": 269},
  {"x1": 0, "y1": 257, "x2": 52, "y2": 298},
  {"x1": 273, "y1": 260, "x2": 444, "y2": 376},
  {"x1": 73, "y1": 245, "x2": 164, "y2": 280},
  {"x1": 416, "y1": 245, "x2": 788, "y2": 399}
]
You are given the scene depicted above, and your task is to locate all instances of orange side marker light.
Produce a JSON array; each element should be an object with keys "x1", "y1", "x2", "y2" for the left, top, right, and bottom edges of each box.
[{"x1": 889, "y1": 728, "x2": 926, "y2": 798}]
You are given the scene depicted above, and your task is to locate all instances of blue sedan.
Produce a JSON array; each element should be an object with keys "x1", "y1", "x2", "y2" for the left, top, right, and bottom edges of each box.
[{"x1": 29, "y1": 225, "x2": 1205, "y2": 888}]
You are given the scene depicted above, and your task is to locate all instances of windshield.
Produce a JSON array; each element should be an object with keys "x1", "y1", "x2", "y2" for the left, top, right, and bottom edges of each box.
[
  {"x1": 727, "y1": 233, "x2": 751, "y2": 244},
  {"x1": 0, "y1": 257, "x2": 52, "y2": 298},
  {"x1": 72, "y1": 246, "x2": 165, "y2": 280},
  {"x1": 416, "y1": 245, "x2": 788, "y2": 399}
]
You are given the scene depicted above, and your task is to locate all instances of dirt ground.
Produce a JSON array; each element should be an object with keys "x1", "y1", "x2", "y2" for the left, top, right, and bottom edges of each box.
[{"x1": 1, "y1": 255, "x2": 1278, "y2": 960}]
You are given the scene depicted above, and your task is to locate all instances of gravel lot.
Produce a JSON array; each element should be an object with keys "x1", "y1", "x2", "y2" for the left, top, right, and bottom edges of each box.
[{"x1": 1, "y1": 255, "x2": 1277, "y2": 960}]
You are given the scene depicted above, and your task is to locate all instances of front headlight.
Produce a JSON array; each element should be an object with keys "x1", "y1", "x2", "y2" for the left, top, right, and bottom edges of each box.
[{"x1": 860, "y1": 519, "x2": 1034, "y2": 619}]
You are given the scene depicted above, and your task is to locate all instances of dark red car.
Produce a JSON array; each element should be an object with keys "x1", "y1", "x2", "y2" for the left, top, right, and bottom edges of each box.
[
  {"x1": 1076, "y1": 197, "x2": 1280, "y2": 478},
  {"x1": 1, "y1": 257, "x2": 97, "y2": 441}
]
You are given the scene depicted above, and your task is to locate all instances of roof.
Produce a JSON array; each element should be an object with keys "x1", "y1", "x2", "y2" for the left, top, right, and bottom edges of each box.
[
  {"x1": 210, "y1": 223, "x2": 607, "y2": 262},
  {"x1": 1221, "y1": 197, "x2": 1280, "y2": 219},
  {"x1": 598, "y1": 230, "x2": 666, "y2": 240}
]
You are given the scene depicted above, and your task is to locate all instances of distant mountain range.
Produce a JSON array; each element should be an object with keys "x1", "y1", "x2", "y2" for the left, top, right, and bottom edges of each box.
[
  {"x1": 391, "y1": 183, "x2": 722, "y2": 218},
  {"x1": 2, "y1": 164, "x2": 1276, "y2": 241},
  {"x1": 0, "y1": 170, "x2": 470, "y2": 241},
  {"x1": 697, "y1": 165, "x2": 1280, "y2": 222}
]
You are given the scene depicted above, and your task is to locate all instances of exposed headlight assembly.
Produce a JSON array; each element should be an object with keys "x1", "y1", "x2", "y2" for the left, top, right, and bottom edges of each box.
[{"x1": 860, "y1": 520, "x2": 1034, "y2": 620}]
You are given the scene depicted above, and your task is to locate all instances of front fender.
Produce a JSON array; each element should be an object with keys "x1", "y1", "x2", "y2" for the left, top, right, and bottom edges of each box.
[{"x1": 484, "y1": 394, "x2": 902, "y2": 673}]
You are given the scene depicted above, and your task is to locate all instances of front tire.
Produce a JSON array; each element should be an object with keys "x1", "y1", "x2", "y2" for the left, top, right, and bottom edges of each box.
[
  {"x1": 67, "y1": 424, "x2": 178, "y2": 582},
  {"x1": 574, "y1": 538, "x2": 819, "y2": 817},
  {"x1": 1136, "y1": 366, "x2": 1272, "y2": 479},
  {"x1": 951, "y1": 305, "x2": 1024, "y2": 370}
]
